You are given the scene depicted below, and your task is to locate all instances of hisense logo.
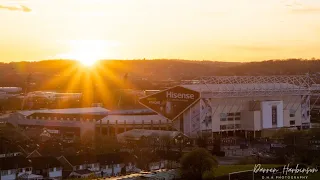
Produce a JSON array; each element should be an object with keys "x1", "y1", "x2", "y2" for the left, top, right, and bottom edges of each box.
[{"x1": 166, "y1": 91, "x2": 195, "y2": 100}]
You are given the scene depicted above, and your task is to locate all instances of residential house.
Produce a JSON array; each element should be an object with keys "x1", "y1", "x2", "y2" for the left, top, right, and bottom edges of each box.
[
  {"x1": 0, "y1": 137, "x2": 25, "y2": 158},
  {"x1": 98, "y1": 151, "x2": 139, "y2": 177},
  {"x1": 0, "y1": 156, "x2": 32, "y2": 180},
  {"x1": 58, "y1": 154, "x2": 100, "y2": 178},
  {"x1": 28, "y1": 156, "x2": 63, "y2": 179},
  {"x1": 97, "y1": 152, "x2": 125, "y2": 177},
  {"x1": 26, "y1": 150, "x2": 42, "y2": 158}
]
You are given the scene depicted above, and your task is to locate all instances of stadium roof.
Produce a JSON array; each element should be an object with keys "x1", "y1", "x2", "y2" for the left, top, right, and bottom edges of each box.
[
  {"x1": 18, "y1": 107, "x2": 110, "y2": 116},
  {"x1": 182, "y1": 83, "x2": 306, "y2": 92}
]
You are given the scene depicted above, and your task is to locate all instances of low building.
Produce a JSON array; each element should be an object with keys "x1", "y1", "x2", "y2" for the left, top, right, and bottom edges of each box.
[
  {"x1": 58, "y1": 154, "x2": 100, "y2": 178},
  {"x1": 97, "y1": 152, "x2": 137, "y2": 177},
  {"x1": 0, "y1": 156, "x2": 32, "y2": 180},
  {"x1": 28, "y1": 156, "x2": 63, "y2": 179}
]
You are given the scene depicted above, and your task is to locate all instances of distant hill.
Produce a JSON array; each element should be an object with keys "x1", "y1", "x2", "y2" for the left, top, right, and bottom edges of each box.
[{"x1": 0, "y1": 59, "x2": 319, "y2": 91}]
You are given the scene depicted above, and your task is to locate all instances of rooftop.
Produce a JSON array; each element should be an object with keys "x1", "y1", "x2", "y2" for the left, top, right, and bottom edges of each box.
[
  {"x1": 63, "y1": 154, "x2": 98, "y2": 166},
  {"x1": 0, "y1": 156, "x2": 32, "y2": 170},
  {"x1": 117, "y1": 129, "x2": 187, "y2": 141},
  {"x1": 28, "y1": 156, "x2": 62, "y2": 169},
  {"x1": 18, "y1": 107, "x2": 110, "y2": 116},
  {"x1": 182, "y1": 83, "x2": 306, "y2": 92}
]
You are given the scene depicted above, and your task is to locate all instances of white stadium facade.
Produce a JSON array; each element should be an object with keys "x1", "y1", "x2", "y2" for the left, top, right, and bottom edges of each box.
[{"x1": 1, "y1": 75, "x2": 320, "y2": 140}]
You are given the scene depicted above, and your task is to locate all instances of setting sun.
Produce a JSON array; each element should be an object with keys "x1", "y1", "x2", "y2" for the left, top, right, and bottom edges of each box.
[{"x1": 58, "y1": 40, "x2": 108, "y2": 66}]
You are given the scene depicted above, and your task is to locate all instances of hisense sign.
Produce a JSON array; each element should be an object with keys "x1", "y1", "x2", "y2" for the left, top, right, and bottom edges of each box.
[
  {"x1": 139, "y1": 86, "x2": 200, "y2": 120},
  {"x1": 166, "y1": 91, "x2": 195, "y2": 100}
]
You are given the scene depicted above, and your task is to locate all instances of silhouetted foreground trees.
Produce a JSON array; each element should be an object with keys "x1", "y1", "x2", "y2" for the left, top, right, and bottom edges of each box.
[{"x1": 180, "y1": 148, "x2": 218, "y2": 180}]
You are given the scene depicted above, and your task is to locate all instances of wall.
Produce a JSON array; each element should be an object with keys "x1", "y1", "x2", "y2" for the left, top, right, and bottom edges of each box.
[
  {"x1": 261, "y1": 101, "x2": 283, "y2": 129},
  {"x1": 179, "y1": 95, "x2": 305, "y2": 137},
  {"x1": 17, "y1": 167, "x2": 32, "y2": 177},
  {"x1": 240, "y1": 111, "x2": 254, "y2": 130},
  {"x1": 100, "y1": 115, "x2": 167, "y2": 125},
  {"x1": 9, "y1": 113, "x2": 95, "y2": 137},
  {"x1": 48, "y1": 168, "x2": 62, "y2": 178},
  {"x1": 1, "y1": 170, "x2": 16, "y2": 180},
  {"x1": 102, "y1": 164, "x2": 121, "y2": 176},
  {"x1": 87, "y1": 163, "x2": 100, "y2": 172}
]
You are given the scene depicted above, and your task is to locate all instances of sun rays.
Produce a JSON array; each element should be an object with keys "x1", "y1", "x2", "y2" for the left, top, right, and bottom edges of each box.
[{"x1": 39, "y1": 60, "x2": 136, "y2": 108}]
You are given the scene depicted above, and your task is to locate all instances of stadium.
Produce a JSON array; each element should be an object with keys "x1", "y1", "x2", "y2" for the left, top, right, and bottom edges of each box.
[{"x1": 140, "y1": 75, "x2": 320, "y2": 139}]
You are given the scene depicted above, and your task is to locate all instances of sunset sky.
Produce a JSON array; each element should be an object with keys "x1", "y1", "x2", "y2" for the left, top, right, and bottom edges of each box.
[{"x1": 1, "y1": 0, "x2": 320, "y2": 62}]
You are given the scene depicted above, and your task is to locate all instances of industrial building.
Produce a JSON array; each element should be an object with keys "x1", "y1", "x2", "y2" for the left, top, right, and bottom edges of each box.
[{"x1": 2, "y1": 107, "x2": 169, "y2": 138}]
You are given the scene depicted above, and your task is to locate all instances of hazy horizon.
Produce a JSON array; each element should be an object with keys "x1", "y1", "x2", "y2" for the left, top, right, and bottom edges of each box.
[{"x1": 1, "y1": 0, "x2": 320, "y2": 63}]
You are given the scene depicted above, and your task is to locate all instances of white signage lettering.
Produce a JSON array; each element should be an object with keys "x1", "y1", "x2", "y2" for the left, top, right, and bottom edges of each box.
[{"x1": 166, "y1": 91, "x2": 195, "y2": 100}]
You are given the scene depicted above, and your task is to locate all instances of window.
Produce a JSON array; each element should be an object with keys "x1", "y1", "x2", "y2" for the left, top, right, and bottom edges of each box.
[
  {"x1": 220, "y1": 113, "x2": 227, "y2": 121},
  {"x1": 10, "y1": 169, "x2": 16, "y2": 174},
  {"x1": 235, "y1": 112, "x2": 241, "y2": 116},
  {"x1": 227, "y1": 113, "x2": 234, "y2": 116},
  {"x1": 25, "y1": 167, "x2": 31, "y2": 171},
  {"x1": 1, "y1": 170, "x2": 8, "y2": 176},
  {"x1": 272, "y1": 106, "x2": 277, "y2": 125},
  {"x1": 235, "y1": 124, "x2": 241, "y2": 129},
  {"x1": 290, "y1": 120, "x2": 295, "y2": 125},
  {"x1": 220, "y1": 125, "x2": 227, "y2": 130},
  {"x1": 290, "y1": 109, "x2": 295, "y2": 117},
  {"x1": 228, "y1": 117, "x2": 234, "y2": 121},
  {"x1": 226, "y1": 124, "x2": 234, "y2": 129},
  {"x1": 235, "y1": 117, "x2": 241, "y2": 120}
]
